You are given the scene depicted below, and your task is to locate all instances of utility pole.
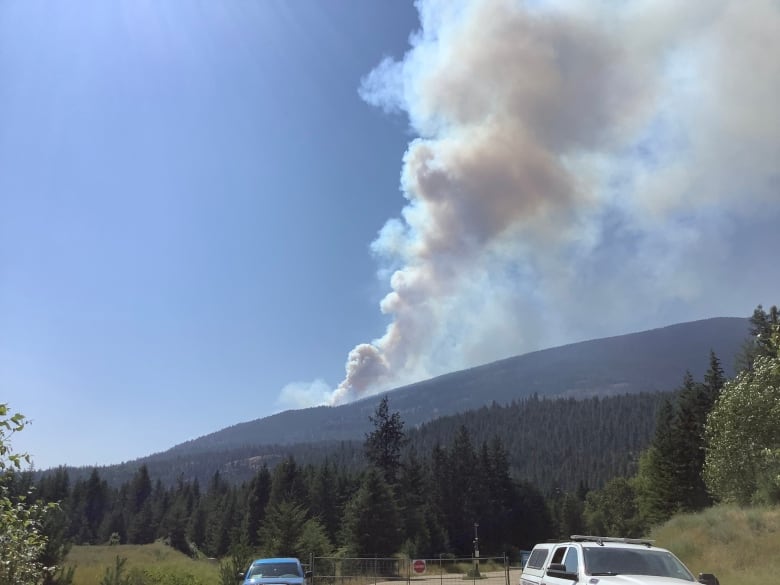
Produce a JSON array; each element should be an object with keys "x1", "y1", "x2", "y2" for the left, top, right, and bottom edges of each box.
[{"x1": 473, "y1": 522, "x2": 480, "y2": 577}]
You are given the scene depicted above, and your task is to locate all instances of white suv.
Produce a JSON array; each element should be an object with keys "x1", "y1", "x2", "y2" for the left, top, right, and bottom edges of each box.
[{"x1": 521, "y1": 535, "x2": 719, "y2": 585}]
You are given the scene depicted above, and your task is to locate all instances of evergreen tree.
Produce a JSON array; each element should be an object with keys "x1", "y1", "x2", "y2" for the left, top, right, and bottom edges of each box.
[
  {"x1": 187, "y1": 502, "x2": 207, "y2": 553},
  {"x1": 268, "y1": 456, "x2": 308, "y2": 509},
  {"x1": 81, "y1": 468, "x2": 109, "y2": 544},
  {"x1": 737, "y1": 304, "x2": 779, "y2": 370},
  {"x1": 556, "y1": 492, "x2": 585, "y2": 540},
  {"x1": 203, "y1": 472, "x2": 232, "y2": 557},
  {"x1": 364, "y1": 396, "x2": 406, "y2": 485},
  {"x1": 674, "y1": 372, "x2": 713, "y2": 511},
  {"x1": 444, "y1": 426, "x2": 478, "y2": 555},
  {"x1": 163, "y1": 497, "x2": 191, "y2": 556},
  {"x1": 125, "y1": 466, "x2": 155, "y2": 544},
  {"x1": 244, "y1": 465, "x2": 271, "y2": 547},
  {"x1": 37, "y1": 467, "x2": 70, "y2": 504},
  {"x1": 308, "y1": 460, "x2": 340, "y2": 544},
  {"x1": 704, "y1": 351, "x2": 726, "y2": 400},
  {"x1": 506, "y1": 481, "x2": 552, "y2": 550},
  {"x1": 258, "y1": 500, "x2": 308, "y2": 557},
  {"x1": 297, "y1": 517, "x2": 333, "y2": 558},
  {"x1": 39, "y1": 505, "x2": 75, "y2": 585},
  {"x1": 342, "y1": 467, "x2": 402, "y2": 556},
  {"x1": 397, "y1": 448, "x2": 432, "y2": 557},
  {"x1": 158, "y1": 475, "x2": 196, "y2": 554},
  {"x1": 479, "y1": 437, "x2": 516, "y2": 553},
  {"x1": 635, "y1": 400, "x2": 679, "y2": 525}
]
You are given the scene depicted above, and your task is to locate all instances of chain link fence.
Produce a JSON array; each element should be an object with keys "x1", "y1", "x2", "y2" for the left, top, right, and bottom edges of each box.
[{"x1": 310, "y1": 556, "x2": 515, "y2": 585}]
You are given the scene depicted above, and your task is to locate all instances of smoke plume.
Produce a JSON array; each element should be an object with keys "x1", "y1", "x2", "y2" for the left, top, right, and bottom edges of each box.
[{"x1": 328, "y1": 0, "x2": 780, "y2": 405}]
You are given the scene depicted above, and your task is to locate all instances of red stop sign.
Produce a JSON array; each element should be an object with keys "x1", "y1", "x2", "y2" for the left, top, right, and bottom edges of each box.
[{"x1": 413, "y1": 560, "x2": 426, "y2": 574}]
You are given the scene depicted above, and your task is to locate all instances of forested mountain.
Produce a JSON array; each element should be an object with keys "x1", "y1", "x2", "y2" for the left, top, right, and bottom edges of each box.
[
  {"x1": 65, "y1": 390, "x2": 670, "y2": 494},
  {"x1": 46, "y1": 317, "x2": 749, "y2": 491},
  {"x1": 159, "y1": 317, "x2": 748, "y2": 455}
]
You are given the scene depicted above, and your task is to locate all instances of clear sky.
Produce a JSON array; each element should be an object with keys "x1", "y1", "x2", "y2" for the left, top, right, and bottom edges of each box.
[{"x1": 2, "y1": 0, "x2": 778, "y2": 470}]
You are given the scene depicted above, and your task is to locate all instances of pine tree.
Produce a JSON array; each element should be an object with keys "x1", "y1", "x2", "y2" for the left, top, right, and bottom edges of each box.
[
  {"x1": 244, "y1": 465, "x2": 271, "y2": 547},
  {"x1": 258, "y1": 500, "x2": 308, "y2": 557},
  {"x1": 364, "y1": 396, "x2": 407, "y2": 485},
  {"x1": 635, "y1": 399, "x2": 679, "y2": 525},
  {"x1": 445, "y1": 426, "x2": 478, "y2": 555},
  {"x1": 308, "y1": 460, "x2": 340, "y2": 544},
  {"x1": 704, "y1": 351, "x2": 725, "y2": 401},
  {"x1": 737, "y1": 304, "x2": 780, "y2": 370},
  {"x1": 342, "y1": 467, "x2": 402, "y2": 556},
  {"x1": 81, "y1": 469, "x2": 109, "y2": 544},
  {"x1": 268, "y1": 457, "x2": 307, "y2": 510},
  {"x1": 397, "y1": 448, "x2": 432, "y2": 557},
  {"x1": 125, "y1": 466, "x2": 155, "y2": 544}
]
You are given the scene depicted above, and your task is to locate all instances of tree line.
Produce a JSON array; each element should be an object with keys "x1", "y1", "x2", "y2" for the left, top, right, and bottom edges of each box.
[
  {"x1": 12, "y1": 402, "x2": 552, "y2": 564},
  {"x1": 13, "y1": 385, "x2": 677, "y2": 568}
]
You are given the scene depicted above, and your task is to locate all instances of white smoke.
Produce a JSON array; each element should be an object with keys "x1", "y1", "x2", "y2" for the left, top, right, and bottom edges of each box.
[
  {"x1": 324, "y1": 0, "x2": 780, "y2": 405},
  {"x1": 277, "y1": 379, "x2": 333, "y2": 410}
]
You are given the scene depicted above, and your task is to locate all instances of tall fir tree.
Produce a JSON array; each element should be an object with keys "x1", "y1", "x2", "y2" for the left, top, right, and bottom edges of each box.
[
  {"x1": 308, "y1": 460, "x2": 340, "y2": 544},
  {"x1": 635, "y1": 399, "x2": 679, "y2": 525},
  {"x1": 268, "y1": 456, "x2": 308, "y2": 510},
  {"x1": 396, "y1": 448, "x2": 432, "y2": 557},
  {"x1": 364, "y1": 396, "x2": 407, "y2": 485},
  {"x1": 244, "y1": 465, "x2": 271, "y2": 547},
  {"x1": 342, "y1": 467, "x2": 402, "y2": 556},
  {"x1": 673, "y1": 372, "x2": 713, "y2": 511}
]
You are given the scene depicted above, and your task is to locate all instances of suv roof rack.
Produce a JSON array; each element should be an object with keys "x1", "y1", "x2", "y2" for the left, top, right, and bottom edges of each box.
[{"x1": 570, "y1": 535, "x2": 655, "y2": 548}]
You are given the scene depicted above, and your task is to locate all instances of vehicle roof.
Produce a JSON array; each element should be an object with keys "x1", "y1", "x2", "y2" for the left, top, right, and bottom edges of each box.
[
  {"x1": 563, "y1": 535, "x2": 668, "y2": 551},
  {"x1": 251, "y1": 558, "x2": 301, "y2": 564},
  {"x1": 576, "y1": 541, "x2": 667, "y2": 550}
]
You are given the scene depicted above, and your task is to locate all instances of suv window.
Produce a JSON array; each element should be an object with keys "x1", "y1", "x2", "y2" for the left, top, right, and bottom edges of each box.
[
  {"x1": 583, "y1": 548, "x2": 694, "y2": 581},
  {"x1": 526, "y1": 548, "x2": 549, "y2": 570},
  {"x1": 248, "y1": 563, "x2": 302, "y2": 578},
  {"x1": 550, "y1": 546, "x2": 568, "y2": 565},
  {"x1": 563, "y1": 548, "x2": 578, "y2": 573}
]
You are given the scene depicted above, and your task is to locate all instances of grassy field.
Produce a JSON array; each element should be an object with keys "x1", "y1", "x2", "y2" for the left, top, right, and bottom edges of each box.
[
  {"x1": 64, "y1": 541, "x2": 221, "y2": 585},
  {"x1": 650, "y1": 504, "x2": 780, "y2": 585}
]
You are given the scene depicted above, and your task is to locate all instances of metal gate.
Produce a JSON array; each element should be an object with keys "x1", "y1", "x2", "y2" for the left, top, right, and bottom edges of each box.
[{"x1": 310, "y1": 556, "x2": 514, "y2": 585}]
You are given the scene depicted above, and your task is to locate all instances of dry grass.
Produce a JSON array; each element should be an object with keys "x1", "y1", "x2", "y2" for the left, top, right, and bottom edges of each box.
[
  {"x1": 650, "y1": 505, "x2": 780, "y2": 585},
  {"x1": 65, "y1": 541, "x2": 220, "y2": 585}
]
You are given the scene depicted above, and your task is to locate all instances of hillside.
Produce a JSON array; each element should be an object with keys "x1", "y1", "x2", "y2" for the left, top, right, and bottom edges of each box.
[
  {"x1": 161, "y1": 317, "x2": 748, "y2": 456},
  {"x1": 81, "y1": 390, "x2": 667, "y2": 490},
  {"x1": 652, "y1": 505, "x2": 780, "y2": 585},
  {"x1": 46, "y1": 316, "x2": 751, "y2": 490}
]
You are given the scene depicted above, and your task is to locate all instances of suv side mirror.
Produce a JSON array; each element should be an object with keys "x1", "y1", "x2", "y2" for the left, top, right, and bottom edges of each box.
[
  {"x1": 237, "y1": 572, "x2": 245, "y2": 581},
  {"x1": 546, "y1": 563, "x2": 577, "y2": 581},
  {"x1": 305, "y1": 571, "x2": 313, "y2": 579},
  {"x1": 698, "y1": 574, "x2": 719, "y2": 585}
]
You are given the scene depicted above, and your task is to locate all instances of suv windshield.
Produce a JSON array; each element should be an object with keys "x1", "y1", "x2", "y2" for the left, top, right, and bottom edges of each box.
[
  {"x1": 583, "y1": 548, "x2": 694, "y2": 581},
  {"x1": 248, "y1": 563, "x2": 302, "y2": 578}
]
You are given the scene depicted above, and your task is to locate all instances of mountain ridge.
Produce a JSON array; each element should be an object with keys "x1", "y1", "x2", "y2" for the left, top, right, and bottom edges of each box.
[{"x1": 159, "y1": 316, "x2": 748, "y2": 458}]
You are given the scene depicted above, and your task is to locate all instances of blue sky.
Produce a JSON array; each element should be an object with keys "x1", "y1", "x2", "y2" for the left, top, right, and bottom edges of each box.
[{"x1": 2, "y1": 0, "x2": 779, "y2": 469}]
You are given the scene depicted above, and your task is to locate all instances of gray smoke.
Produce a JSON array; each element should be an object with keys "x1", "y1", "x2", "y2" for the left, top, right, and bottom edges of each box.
[{"x1": 328, "y1": 0, "x2": 780, "y2": 405}]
